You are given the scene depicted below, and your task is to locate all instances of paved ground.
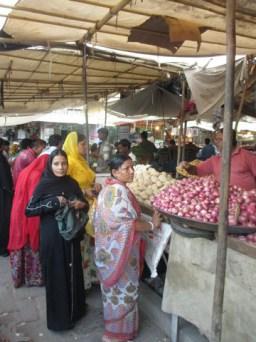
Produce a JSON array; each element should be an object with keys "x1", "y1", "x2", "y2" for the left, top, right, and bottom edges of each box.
[{"x1": 0, "y1": 257, "x2": 169, "y2": 342}]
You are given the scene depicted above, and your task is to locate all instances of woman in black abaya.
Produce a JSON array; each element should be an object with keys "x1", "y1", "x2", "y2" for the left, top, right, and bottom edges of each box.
[
  {"x1": 26, "y1": 149, "x2": 88, "y2": 331},
  {"x1": 0, "y1": 138, "x2": 13, "y2": 256}
]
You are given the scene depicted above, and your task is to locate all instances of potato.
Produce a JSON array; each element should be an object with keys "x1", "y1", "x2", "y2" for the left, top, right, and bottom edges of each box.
[
  {"x1": 150, "y1": 176, "x2": 158, "y2": 183},
  {"x1": 141, "y1": 192, "x2": 148, "y2": 200}
]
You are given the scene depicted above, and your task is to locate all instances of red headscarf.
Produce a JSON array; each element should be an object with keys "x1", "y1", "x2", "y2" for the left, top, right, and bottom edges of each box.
[{"x1": 8, "y1": 154, "x2": 49, "y2": 251}]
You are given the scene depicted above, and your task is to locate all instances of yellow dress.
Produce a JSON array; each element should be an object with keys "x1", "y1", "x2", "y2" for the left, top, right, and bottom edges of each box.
[{"x1": 63, "y1": 132, "x2": 98, "y2": 289}]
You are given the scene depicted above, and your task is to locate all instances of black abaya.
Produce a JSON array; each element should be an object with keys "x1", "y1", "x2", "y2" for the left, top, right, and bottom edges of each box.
[{"x1": 25, "y1": 153, "x2": 87, "y2": 331}]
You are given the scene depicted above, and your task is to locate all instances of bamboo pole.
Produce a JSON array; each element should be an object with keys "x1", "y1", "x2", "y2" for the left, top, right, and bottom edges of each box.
[
  {"x1": 104, "y1": 93, "x2": 108, "y2": 127},
  {"x1": 181, "y1": 120, "x2": 187, "y2": 161},
  {"x1": 82, "y1": 43, "x2": 90, "y2": 161},
  {"x1": 210, "y1": 1, "x2": 236, "y2": 341},
  {"x1": 234, "y1": 79, "x2": 247, "y2": 131},
  {"x1": 72, "y1": 0, "x2": 256, "y2": 41},
  {"x1": 81, "y1": 0, "x2": 132, "y2": 42},
  {"x1": 176, "y1": 77, "x2": 186, "y2": 168},
  {"x1": 0, "y1": 48, "x2": 176, "y2": 76}
]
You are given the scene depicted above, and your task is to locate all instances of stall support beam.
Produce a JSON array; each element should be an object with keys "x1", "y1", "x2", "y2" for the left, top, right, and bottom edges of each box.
[
  {"x1": 170, "y1": 314, "x2": 179, "y2": 342},
  {"x1": 181, "y1": 120, "x2": 187, "y2": 162},
  {"x1": 176, "y1": 77, "x2": 186, "y2": 168},
  {"x1": 104, "y1": 93, "x2": 108, "y2": 127},
  {"x1": 210, "y1": 1, "x2": 236, "y2": 341},
  {"x1": 82, "y1": 42, "x2": 90, "y2": 161}
]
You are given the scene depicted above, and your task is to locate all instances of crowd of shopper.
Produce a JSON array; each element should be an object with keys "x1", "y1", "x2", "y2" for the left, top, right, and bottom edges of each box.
[{"x1": 0, "y1": 125, "x2": 255, "y2": 342}]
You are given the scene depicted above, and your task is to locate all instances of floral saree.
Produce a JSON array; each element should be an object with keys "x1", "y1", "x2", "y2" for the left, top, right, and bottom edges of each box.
[{"x1": 94, "y1": 178, "x2": 142, "y2": 341}]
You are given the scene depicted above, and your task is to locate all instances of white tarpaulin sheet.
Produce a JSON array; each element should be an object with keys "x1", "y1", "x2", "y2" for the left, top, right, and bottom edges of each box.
[{"x1": 184, "y1": 59, "x2": 246, "y2": 119}]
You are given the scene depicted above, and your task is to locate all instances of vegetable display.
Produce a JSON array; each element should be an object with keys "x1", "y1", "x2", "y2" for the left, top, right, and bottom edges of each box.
[
  {"x1": 152, "y1": 176, "x2": 256, "y2": 227},
  {"x1": 129, "y1": 165, "x2": 175, "y2": 206}
]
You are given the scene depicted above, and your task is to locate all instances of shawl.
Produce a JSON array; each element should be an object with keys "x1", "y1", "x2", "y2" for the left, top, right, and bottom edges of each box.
[
  {"x1": 8, "y1": 154, "x2": 49, "y2": 251},
  {"x1": 94, "y1": 177, "x2": 142, "y2": 287},
  {"x1": 63, "y1": 132, "x2": 95, "y2": 190}
]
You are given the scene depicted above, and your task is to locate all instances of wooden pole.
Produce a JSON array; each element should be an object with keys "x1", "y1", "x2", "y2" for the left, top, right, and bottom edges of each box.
[
  {"x1": 82, "y1": 42, "x2": 90, "y2": 161},
  {"x1": 234, "y1": 79, "x2": 247, "y2": 131},
  {"x1": 81, "y1": 0, "x2": 132, "y2": 42},
  {"x1": 176, "y1": 78, "x2": 186, "y2": 167},
  {"x1": 181, "y1": 120, "x2": 187, "y2": 161},
  {"x1": 104, "y1": 93, "x2": 108, "y2": 127},
  {"x1": 210, "y1": 1, "x2": 236, "y2": 341}
]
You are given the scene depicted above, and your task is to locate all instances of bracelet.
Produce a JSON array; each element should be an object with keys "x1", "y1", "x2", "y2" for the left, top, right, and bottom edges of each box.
[{"x1": 148, "y1": 221, "x2": 154, "y2": 231}]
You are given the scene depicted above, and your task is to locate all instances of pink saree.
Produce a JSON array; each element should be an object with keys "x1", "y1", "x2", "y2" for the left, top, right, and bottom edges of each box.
[{"x1": 94, "y1": 178, "x2": 142, "y2": 341}]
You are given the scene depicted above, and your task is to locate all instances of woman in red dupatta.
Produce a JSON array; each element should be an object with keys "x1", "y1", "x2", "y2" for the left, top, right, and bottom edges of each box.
[
  {"x1": 8, "y1": 154, "x2": 48, "y2": 287},
  {"x1": 94, "y1": 155, "x2": 160, "y2": 342},
  {"x1": 8, "y1": 135, "x2": 62, "y2": 288}
]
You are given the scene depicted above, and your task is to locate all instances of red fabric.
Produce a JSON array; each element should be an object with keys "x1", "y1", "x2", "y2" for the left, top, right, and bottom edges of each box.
[
  {"x1": 12, "y1": 148, "x2": 36, "y2": 186},
  {"x1": 196, "y1": 148, "x2": 256, "y2": 190},
  {"x1": 8, "y1": 154, "x2": 49, "y2": 252}
]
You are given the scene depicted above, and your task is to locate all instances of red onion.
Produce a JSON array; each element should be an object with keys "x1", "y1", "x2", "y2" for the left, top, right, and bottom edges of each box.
[{"x1": 152, "y1": 175, "x2": 256, "y2": 228}]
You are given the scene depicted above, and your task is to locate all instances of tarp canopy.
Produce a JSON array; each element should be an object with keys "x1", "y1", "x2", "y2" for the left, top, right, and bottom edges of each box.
[
  {"x1": 109, "y1": 83, "x2": 182, "y2": 117},
  {"x1": 2, "y1": 0, "x2": 256, "y2": 57},
  {"x1": 184, "y1": 58, "x2": 245, "y2": 119},
  {"x1": 1, "y1": 0, "x2": 256, "y2": 117},
  {"x1": 0, "y1": 47, "x2": 180, "y2": 114}
]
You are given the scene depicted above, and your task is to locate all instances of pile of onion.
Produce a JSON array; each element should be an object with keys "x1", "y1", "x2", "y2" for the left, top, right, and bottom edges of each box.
[{"x1": 152, "y1": 176, "x2": 256, "y2": 227}]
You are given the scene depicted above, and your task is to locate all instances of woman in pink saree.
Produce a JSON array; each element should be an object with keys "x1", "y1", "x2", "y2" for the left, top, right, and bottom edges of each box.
[{"x1": 94, "y1": 155, "x2": 160, "y2": 342}]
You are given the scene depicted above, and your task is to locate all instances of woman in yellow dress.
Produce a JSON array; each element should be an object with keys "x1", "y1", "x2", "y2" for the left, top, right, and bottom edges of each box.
[{"x1": 63, "y1": 131, "x2": 100, "y2": 289}]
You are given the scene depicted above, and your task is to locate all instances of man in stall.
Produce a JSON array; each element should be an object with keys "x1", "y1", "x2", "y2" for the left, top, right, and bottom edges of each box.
[{"x1": 180, "y1": 129, "x2": 256, "y2": 190}]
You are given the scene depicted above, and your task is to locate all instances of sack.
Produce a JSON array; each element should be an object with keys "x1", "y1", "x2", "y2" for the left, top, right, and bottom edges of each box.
[{"x1": 55, "y1": 205, "x2": 88, "y2": 241}]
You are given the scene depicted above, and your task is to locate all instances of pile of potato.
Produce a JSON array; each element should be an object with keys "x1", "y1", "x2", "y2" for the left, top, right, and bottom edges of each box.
[{"x1": 128, "y1": 165, "x2": 175, "y2": 206}]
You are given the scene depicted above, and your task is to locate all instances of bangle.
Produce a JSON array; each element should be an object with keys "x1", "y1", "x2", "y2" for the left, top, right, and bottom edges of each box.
[{"x1": 148, "y1": 221, "x2": 154, "y2": 231}]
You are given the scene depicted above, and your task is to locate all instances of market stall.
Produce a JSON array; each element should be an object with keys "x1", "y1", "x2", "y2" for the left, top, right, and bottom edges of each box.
[{"x1": 162, "y1": 233, "x2": 256, "y2": 342}]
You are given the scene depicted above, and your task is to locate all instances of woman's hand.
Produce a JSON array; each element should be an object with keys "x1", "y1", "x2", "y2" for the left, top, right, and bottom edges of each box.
[
  {"x1": 94, "y1": 183, "x2": 102, "y2": 194},
  {"x1": 83, "y1": 188, "x2": 94, "y2": 199},
  {"x1": 152, "y1": 210, "x2": 161, "y2": 230},
  {"x1": 83, "y1": 184, "x2": 102, "y2": 198},
  {"x1": 57, "y1": 196, "x2": 68, "y2": 207},
  {"x1": 69, "y1": 200, "x2": 86, "y2": 210}
]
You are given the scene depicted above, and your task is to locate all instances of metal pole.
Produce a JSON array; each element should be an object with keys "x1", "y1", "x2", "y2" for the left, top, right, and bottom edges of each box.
[
  {"x1": 82, "y1": 42, "x2": 90, "y2": 161},
  {"x1": 104, "y1": 93, "x2": 108, "y2": 127},
  {"x1": 211, "y1": 1, "x2": 236, "y2": 341}
]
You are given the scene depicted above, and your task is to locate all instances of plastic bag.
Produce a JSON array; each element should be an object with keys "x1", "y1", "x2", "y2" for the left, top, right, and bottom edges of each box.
[{"x1": 142, "y1": 213, "x2": 172, "y2": 278}]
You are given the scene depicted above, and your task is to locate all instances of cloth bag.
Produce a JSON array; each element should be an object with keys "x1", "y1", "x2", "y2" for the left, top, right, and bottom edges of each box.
[{"x1": 55, "y1": 205, "x2": 88, "y2": 241}]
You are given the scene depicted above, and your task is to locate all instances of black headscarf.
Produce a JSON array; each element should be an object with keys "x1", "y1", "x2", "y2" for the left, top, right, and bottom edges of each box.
[{"x1": 32, "y1": 149, "x2": 83, "y2": 202}]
